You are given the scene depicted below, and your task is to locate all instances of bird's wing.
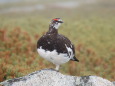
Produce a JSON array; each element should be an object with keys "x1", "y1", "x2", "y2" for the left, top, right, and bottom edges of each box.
[{"x1": 56, "y1": 34, "x2": 79, "y2": 61}]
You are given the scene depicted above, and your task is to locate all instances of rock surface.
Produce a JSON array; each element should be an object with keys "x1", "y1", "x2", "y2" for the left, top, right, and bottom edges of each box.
[
  {"x1": 113, "y1": 82, "x2": 115, "y2": 85},
  {"x1": 0, "y1": 69, "x2": 114, "y2": 86}
]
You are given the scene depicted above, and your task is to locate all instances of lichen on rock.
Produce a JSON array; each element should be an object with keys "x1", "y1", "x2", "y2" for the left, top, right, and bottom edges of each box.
[{"x1": 0, "y1": 69, "x2": 114, "y2": 86}]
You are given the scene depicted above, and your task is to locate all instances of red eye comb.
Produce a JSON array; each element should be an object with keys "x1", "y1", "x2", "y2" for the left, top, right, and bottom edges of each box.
[{"x1": 53, "y1": 19, "x2": 59, "y2": 21}]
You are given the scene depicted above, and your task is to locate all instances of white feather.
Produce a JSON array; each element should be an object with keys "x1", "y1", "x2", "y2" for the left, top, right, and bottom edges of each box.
[
  {"x1": 53, "y1": 23, "x2": 61, "y2": 29},
  {"x1": 65, "y1": 44, "x2": 74, "y2": 59},
  {"x1": 37, "y1": 47, "x2": 70, "y2": 65}
]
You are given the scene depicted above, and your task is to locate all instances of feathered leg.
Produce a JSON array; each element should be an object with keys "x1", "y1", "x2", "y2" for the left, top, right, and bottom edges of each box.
[{"x1": 55, "y1": 65, "x2": 60, "y2": 71}]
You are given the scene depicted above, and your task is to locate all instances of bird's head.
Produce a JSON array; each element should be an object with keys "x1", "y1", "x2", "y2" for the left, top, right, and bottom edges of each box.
[{"x1": 50, "y1": 18, "x2": 63, "y2": 29}]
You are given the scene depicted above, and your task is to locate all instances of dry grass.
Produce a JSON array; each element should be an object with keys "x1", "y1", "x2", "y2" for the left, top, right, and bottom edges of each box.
[{"x1": 0, "y1": 25, "x2": 115, "y2": 81}]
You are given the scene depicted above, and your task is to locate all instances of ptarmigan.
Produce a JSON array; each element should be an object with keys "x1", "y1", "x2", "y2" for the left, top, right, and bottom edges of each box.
[{"x1": 37, "y1": 18, "x2": 79, "y2": 71}]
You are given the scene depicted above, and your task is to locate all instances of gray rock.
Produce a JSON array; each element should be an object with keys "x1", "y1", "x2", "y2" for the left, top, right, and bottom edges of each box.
[
  {"x1": 113, "y1": 82, "x2": 115, "y2": 85},
  {"x1": 0, "y1": 69, "x2": 114, "y2": 86}
]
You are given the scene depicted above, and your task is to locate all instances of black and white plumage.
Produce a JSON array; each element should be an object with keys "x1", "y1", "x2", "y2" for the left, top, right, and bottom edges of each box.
[{"x1": 37, "y1": 18, "x2": 79, "y2": 71}]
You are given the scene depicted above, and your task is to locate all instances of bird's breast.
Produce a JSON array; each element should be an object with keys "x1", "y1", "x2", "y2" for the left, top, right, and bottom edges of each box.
[{"x1": 37, "y1": 47, "x2": 70, "y2": 65}]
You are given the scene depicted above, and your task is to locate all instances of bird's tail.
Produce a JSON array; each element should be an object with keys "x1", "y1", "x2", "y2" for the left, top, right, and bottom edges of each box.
[{"x1": 71, "y1": 56, "x2": 79, "y2": 62}]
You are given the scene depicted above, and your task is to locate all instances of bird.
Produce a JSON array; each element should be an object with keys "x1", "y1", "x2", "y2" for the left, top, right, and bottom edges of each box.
[{"x1": 37, "y1": 18, "x2": 79, "y2": 71}]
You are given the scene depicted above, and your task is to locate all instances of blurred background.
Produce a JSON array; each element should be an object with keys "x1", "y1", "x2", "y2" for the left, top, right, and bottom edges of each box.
[{"x1": 0, "y1": 0, "x2": 115, "y2": 82}]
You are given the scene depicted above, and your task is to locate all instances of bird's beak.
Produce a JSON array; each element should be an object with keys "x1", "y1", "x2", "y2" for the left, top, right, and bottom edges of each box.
[{"x1": 59, "y1": 21, "x2": 64, "y2": 23}]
